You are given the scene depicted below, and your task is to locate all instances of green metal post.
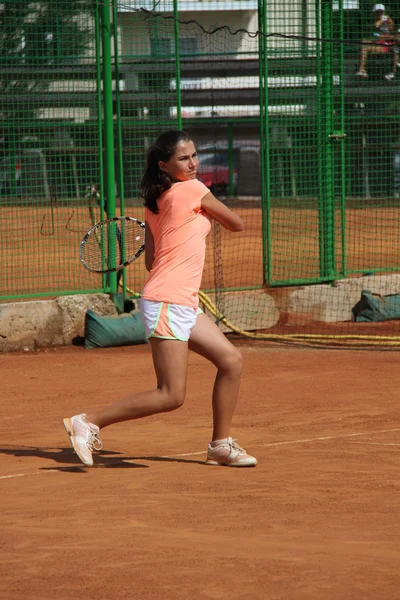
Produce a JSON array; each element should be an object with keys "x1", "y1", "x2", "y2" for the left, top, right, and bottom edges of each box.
[
  {"x1": 228, "y1": 123, "x2": 234, "y2": 197},
  {"x1": 301, "y1": 0, "x2": 308, "y2": 58},
  {"x1": 316, "y1": 0, "x2": 324, "y2": 277},
  {"x1": 95, "y1": 3, "x2": 108, "y2": 290},
  {"x1": 101, "y1": 0, "x2": 117, "y2": 292},
  {"x1": 113, "y1": 0, "x2": 127, "y2": 298},
  {"x1": 9, "y1": 138, "x2": 17, "y2": 197},
  {"x1": 173, "y1": 0, "x2": 182, "y2": 129},
  {"x1": 319, "y1": 0, "x2": 335, "y2": 280},
  {"x1": 258, "y1": 0, "x2": 270, "y2": 285},
  {"x1": 112, "y1": 1, "x2": 125, "y2": 218},
  {"x1": 338, "y1": 0, "x2": 347, "y2": 277}
]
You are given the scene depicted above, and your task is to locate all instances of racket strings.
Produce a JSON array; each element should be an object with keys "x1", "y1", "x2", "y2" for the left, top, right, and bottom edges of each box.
[{"x1": 81, "y1": 218, "x2": 144, "y2": 273}]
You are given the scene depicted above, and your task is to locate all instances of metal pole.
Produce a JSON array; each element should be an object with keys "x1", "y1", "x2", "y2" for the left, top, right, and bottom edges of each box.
[
  {"x1": 9, "y1": 138, "x2": 17, "y2": 197},
  {"x1": 228, "y1": 123, "x2": 234, "y2": 197},
  {"x1": 112, "y1": 0, "x2": 127, "y2": 298},
  {"x1": 258, "y1": 0, "x2": 270, "y2": 285},
  {"x1": 173, "y1": 0, "x2": 182, "y2": 129},
  {"x1": 101, "y1": 0, "x2": 117, "y2": 292},
  {"x1": 338, "y1": 0, "x2": 347, "y2": 277},
  {"x1": 95, "y1": 3, "x2": 104, "y2": 223},
  {"x1": 320, "y1": 0, "x2": 335, "y2": 280},
  {"x1": 316, "y1": 0, "x2": 324, "y2": 277},
  {"x1": 95, "y1": 2, "x2": 107, "y2": 288}
]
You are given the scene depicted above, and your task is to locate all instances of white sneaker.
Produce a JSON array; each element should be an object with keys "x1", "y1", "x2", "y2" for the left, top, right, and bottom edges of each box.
[
  {"x1": 356, "y1": 70, "x2": 368, "y2": 78},
  {"x1": 385, "y1": 72, "x2": 395, "y2": 80},
  {"x1": 63, "y1": 413, "x2": 102, "y2": 467},
  {"x1": 206, "y1": 437, "x2": 257, "y2": 467}
]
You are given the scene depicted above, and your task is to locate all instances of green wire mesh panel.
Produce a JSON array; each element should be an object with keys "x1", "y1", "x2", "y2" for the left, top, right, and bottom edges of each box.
[
  {"x1": 264, "y1": 0, "x2": 400, "y2": 284},
  {"x1": 114, "y1": 1, "x2": 265, "y2": 331},
  {"x1": 0, "y1": 0, "x2": 103, "y2": 300},
  {"x1": 115, "y1": 1, "x2": 400, "y2": 340},
  {"x1": 174, "y1": 2, "x2": 262, "y2": 293},
  {"x1": 263, "y1": 0, "x2": 342, "y2": 286},
  {"x1": 115, "y1": 0, "x2": 180, "y2": 297},
  {"x1": 2, "y1": 0, "x2": 400, "y2": 343},
  {"x1": 262, "y1": 0, "x2": 400, "y2": 340},
  {"x1": 341, "y1": 1, "x2": 400, "y2": 277}
]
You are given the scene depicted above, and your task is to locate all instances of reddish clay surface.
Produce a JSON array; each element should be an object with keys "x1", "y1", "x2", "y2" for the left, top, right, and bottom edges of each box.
[
  {"x1": 2, "y1": 204, "x2": 400, "y2": 299},
  {"x1": 1, "y1": 342, "x2": 400, "y2": 599}
]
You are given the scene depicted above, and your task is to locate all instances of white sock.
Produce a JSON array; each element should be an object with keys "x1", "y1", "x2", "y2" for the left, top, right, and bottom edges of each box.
[{"x1": 210, "y1": 438, "x2": 229, "y2": 447}]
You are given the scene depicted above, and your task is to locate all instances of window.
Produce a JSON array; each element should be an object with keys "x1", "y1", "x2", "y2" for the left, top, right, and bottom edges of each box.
[
  {"x1": 333, "y1": 1, "x2": 359, "y2": 9},
  {"x1": 179, "y1": 37, "x2": 198, "y2": 57},
  {"x1": 150, "y1": 37, "x2": 199, "y2": 58},
  {"x1": 150, "y1": 37, "x2": 172, "y2": 58}
]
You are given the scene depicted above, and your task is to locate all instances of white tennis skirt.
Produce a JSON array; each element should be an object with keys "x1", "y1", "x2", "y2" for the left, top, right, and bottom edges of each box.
[{"x1": 140, "y1": 299, "x2": 203, "y2": 341}]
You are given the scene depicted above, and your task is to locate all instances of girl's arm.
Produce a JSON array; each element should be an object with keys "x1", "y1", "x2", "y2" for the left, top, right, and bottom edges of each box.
[
  {"x1": 144, "y1": 221, "x2": 155, "y2": 272},
  {"x1": 201, "y1": 192, "x2": 244, "y2": 232}
]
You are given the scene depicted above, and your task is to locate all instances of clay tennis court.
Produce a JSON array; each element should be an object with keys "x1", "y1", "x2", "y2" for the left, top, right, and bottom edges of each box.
[{"x1": 1, "y1": 342, "x2": 400, "y2": 599}]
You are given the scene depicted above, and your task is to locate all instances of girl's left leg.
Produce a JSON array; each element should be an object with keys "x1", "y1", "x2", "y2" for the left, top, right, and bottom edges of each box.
[
  {"x1": 189, "y1": 312, "x2": 243, "y2": 441},
  {"x1": 189, "y1": 312, "x2": 257, "y2": 466}
]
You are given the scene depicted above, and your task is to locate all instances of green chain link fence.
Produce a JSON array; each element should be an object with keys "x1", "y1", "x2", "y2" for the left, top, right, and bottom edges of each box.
[
  {"x1": 0, "y1": 0, "x2": 107, "y2": 299},
  {"x1": 2, "y1": 1, "x2": 400, "y2": 340}
]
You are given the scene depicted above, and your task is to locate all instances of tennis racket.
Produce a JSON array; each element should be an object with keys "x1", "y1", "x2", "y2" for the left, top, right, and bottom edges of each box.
[{"x1": 80, "y1": 216, "x2": 145, "y2": 274}]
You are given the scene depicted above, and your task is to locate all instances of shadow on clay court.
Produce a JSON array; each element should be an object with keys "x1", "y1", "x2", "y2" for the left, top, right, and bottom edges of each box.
[
  {"x1": 0, "y1": 446, "x2": 207, "y2": 470},
  {"x1": 0, "y1": 445, "x2": 147, "y2": 471}
]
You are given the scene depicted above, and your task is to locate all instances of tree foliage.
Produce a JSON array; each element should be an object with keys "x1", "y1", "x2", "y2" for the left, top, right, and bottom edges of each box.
[
  {"x1": 0, "y1": 1, "x2": 95, "y2": 100},
  {"x1": 0, "y1": 0, "x2": 97, "y2": 129}
]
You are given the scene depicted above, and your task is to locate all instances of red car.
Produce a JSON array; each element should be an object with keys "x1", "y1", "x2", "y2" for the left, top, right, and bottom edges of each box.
[{"x1": 197, "y1": 151, "x2": 238, "y2": 196}]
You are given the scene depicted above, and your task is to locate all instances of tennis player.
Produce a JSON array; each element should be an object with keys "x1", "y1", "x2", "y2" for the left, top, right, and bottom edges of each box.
[{"x1": 63, "y1": 129, "x2": 257, "y2": 468}]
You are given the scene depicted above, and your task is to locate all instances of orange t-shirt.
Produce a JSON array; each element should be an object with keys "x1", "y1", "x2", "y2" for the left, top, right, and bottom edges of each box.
[{"x1": 142, "y1": 179, "x2": 211, "y2": 309}]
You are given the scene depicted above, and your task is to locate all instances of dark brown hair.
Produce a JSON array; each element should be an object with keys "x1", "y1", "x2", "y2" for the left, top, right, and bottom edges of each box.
[{"x1": 139, "y1": 129, "x2": 192, "y2": 214}]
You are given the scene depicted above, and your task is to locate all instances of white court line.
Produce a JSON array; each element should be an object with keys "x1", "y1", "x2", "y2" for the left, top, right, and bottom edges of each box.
[
  {"x1": 169, "y1": 428, "x2": 400, "y2": 455},
  {"x1": 258, "y1": 428, "x2": 400, "y2": 448},
  {"x1": 1, "y1": 428, "x2": 400, "y2": 480},
  {"x1": 0, "y1": 470, "x2": 58, "y2": 480},
  {"x1": 347, "y1": 441, "x2": 400, "y2": 447}
]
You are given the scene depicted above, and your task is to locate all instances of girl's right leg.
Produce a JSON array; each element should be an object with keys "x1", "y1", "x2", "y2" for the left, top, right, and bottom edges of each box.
[{"x1": 63, "y1": 338, "x2": 189, "y2": 466}]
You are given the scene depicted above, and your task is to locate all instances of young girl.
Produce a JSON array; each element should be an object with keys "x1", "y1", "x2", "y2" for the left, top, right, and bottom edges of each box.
[
  {"x1": 63, "y1": 129, "x2": 257, "y2": 468},
  {"x1": 356, "y1": 4, "x2": 398, "y2": 80}
]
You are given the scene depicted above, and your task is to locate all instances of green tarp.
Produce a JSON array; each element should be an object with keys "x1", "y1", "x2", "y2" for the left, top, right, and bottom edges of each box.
[
  {"x1": 84, "y1": 309, "x2": 147, "y2": 349},
  {"x1": 352, "y1": 290, "x2": 400, "y2": 323}
]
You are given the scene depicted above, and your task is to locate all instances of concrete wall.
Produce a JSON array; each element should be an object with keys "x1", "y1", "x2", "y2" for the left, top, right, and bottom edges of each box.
[
  {"x1": 2, "y1": 274, "x2": 400, "y2": 351},
  {"x1": 0, "y1": 294, "x2": 118, "y2": 352}
]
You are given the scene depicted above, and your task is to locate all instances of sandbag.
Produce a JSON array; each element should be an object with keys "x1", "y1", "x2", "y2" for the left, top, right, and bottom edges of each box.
[
  {"x1": 352, "y1": 290, "x2": 400, "y2": 323},
  {"x1": 84, "y1": 309, "x2": 147, "y2": 349}
]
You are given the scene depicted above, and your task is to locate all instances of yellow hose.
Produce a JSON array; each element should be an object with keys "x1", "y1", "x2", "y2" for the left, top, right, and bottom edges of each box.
[
  {"x1": 198, "y1": 291, "x2": 400, "y2": 347},
  {"x1": 121, "y1": 283, "x2": 400, "y2": 347}
]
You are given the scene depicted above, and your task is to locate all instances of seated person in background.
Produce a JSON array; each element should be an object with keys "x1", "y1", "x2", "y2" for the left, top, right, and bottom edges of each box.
[{"x1": 356, "y1": 4, "x2": 398, "y2": 80}]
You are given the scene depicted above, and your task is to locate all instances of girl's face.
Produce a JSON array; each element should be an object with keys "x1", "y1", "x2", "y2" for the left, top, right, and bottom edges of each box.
[{"x1": 158, "y1": 140, "x2": 199, "y2": 183}]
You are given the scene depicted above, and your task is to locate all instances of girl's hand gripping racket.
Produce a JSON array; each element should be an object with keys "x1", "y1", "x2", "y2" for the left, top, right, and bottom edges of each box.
[{"x1": 80, "y1": 216, "x2": 145, "y2": 274}]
